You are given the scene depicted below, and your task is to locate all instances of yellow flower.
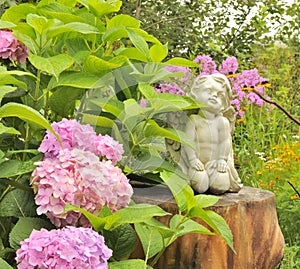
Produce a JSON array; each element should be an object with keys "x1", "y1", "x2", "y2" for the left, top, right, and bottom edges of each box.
[{"x1": 256, "y1": 171, "x2": 263, "y2": 175}]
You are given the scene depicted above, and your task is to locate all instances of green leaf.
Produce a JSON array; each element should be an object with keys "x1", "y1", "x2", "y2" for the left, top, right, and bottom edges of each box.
[
  {"x1": 187, "y1": 206, "x2": 234, "y2": 252},
  {"x1": 116, "y1": 47, "x2": 148, "y2": 62},
  {"x1": 165, "y1": 57, "x2": 199, "y2": 68},
  {"x1": 0, "y1": 20, "x2": 16, "y2": 29},
  {"x1": 194, "y1": 194, "x2": 219, "y2": 208},
  {"x1": 160, "y1": 170, "x2": 195, "y2": 212},
  {"x1": 79, "y1": 113, "x2": 115, "y2": 129},
  {"x1": 0, "y1": 258, "x2": 13, "y2": 269},
  {"x1": 1, "y1": 3, "x2": 37, "y2": 23},
  {"x1": 89, "y1": 98, "x2": 124, "y2": 118},
  {"x1": 107, "y1": 204, "x2": 170, "y2": 229},
  {"x1": 104, "y1": 224, "x2": 137, "y2": 260},
  {"x1": 0, "y1": 122, "x2": 20, "y2": 135},
  {"x1": 0, "y1": 102, "x2": 60, "y2": 142},
  {"x1": 79, "y1": 0, "x2": 122, "y2": 18},
  {"x1": 127, "y1": 28, "x2": 150, "y2": 59},
  {"x1": 150, "y1": 43, "x2": 168, "y2": 62},
  {"x1": 47, "y1": 22, "x2": 99, "y2": 38},
  {"x1": 0, "y1": 160, "x2": 35, "y2": 178},
  {"x1": 135, "y1": 222, "x2": 164, "y2": 259},
  {"x1": 170, "y1": 215, "x2": 213, "y2": 238},
  {"x1": 83, "y1": 55, "x2": 124, "y2": 75},
  {"x1": 26, "y1": 14, "x2": 55, "y2": 35},
  {"x1": 9, "y1": 217, "x2": 54, "y2": 250},
  {"x1": 29, "y1": 54, "x2": 74, "y2": 81},
  {"x1": 109, "y1": 259, "x2": 151, "y2": 269},
  {"x1": 48, "y1": 71, "x2": 108, "y2": 90},
  {"x1": 144, "y1": 120, "x2": 195, "y2": 150},
  {"x1": 107, "y1": 14, "x2": 140, "y2": 29},
  {"x1": 49, "y1": 87, "x2": 85, "y2": 117},
  {"x1": 0, "y1": 187, "x2": 37, "y2": 217}
]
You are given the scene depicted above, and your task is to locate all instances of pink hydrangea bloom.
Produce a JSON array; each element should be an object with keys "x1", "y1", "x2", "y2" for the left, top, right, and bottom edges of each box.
[
  {"x1": 94, "y1": 134, "x2": 124, "y2": 165},
  {"x1": 0, "y1": 30, "x2": 29, "y2": 64},
  {"x1": 38, "y1": 118, "x2": 123, "y2": 164},
  {"x1": 16, "y1": 226, "x2": 112, "y2": 269},
  {"x1": 31, "y1": 148, "x2": 133, "y2": 227}
]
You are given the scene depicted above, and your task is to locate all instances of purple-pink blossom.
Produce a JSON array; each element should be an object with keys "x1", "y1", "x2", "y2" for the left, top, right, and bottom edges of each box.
[
  {"x1": 218, "y1": 57, "x2": 239, "y2": 75},
  {"x1": 31, "y1": 148, "x2": 133, "y2": 227},
  {"x1": 38, "y1": 118, "x2": 123, "y2": 164},
  {"x1": 193, "y1": 55, "x2": 219, "y2": 76},
  {"x1": 16, "y1": 226, "x2": 112, "y2": 269},
  {"x1": 0, "y1": 30, "x2": 28, "y2": 64}
]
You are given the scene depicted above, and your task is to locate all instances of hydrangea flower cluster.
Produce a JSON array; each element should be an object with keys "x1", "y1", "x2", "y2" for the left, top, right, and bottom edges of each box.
[
  {"x1": 0, "y1": 30, "x2": 29, "y2": 64},
  {"x1": 32, "y1": 119, "x2": 133, "y2": 227},
  {"x1": 16, "y1": 226, "x2": 112, "y2": 269},
  {"x1": 39, "y1": 118, "x2": 123, "y2": 165}
]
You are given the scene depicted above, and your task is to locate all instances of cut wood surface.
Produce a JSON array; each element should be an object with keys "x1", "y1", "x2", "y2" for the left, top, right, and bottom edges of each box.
[{"x1": 132, "y1": 186, "x2": 285, "y2": 269}]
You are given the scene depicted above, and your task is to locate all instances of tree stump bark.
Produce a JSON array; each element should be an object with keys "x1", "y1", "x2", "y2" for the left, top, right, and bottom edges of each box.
[{"x1": 132, "y1": 186, "x2": 284, "y2": 269}]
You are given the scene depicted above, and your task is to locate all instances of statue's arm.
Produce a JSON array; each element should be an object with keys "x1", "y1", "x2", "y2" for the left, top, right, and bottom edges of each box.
[
  {"x1": 183, "y1": 116, "x2": 204, "y2": 171},
  {"x1": 217, "y1": 117, "x2": 231, "y2": 172}
]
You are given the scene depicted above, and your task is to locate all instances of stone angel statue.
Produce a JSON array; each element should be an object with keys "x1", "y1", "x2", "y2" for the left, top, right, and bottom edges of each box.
[{"x1": 166, "y1": 73, "x2": 242, "y2": 194}]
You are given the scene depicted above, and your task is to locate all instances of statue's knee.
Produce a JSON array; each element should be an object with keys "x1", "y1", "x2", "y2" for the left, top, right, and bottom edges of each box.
[
  {"x1": 189, "y1": 169, "x2": 209, "y2": 193},
  {"x1": 209, "y1": 172, "x2": 230, "y2": 194}
]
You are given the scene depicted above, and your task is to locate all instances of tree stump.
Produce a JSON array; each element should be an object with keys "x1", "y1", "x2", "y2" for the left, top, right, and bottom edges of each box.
[{"x1": 132, "y1": 186, "x2": 284, "y2": 269}]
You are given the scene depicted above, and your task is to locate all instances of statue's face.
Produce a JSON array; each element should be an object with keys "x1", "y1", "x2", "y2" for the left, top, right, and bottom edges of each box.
[{"x1": 192, "y1": 78, "x2": 226, "y2": 112}]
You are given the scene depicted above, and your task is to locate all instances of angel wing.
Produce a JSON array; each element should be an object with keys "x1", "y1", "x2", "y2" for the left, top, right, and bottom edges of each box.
[{"x1": 165, "y1": 109, "x2": 193, "y2": 175}]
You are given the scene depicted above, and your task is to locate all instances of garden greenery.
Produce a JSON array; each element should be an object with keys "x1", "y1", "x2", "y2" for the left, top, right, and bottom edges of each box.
[{"x1": 0, "y1": 1, "x2": 234, "y2": 268}]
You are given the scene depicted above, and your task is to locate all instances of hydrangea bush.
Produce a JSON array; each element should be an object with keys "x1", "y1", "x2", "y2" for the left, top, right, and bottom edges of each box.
[{"x1": 16, "y1": 226, "x2": 112, "y2": 269}]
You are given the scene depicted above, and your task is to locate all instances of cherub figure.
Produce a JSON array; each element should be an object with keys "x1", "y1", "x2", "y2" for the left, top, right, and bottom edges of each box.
[{"x1": 167, "y1": 74, "x2": 242, "y2": 194}]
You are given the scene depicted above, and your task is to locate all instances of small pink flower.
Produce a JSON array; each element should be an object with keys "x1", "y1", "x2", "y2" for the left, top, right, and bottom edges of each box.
[{"x1": 16, "y1": 226, "x2": 112, "y2": 269}]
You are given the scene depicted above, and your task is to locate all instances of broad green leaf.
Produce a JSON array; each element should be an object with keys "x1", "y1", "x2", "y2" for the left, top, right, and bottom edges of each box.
[
  {"x1": 79, "y1": 113, "x2": 114, "y2": 129},
  {"x1": 116, "y1": 47, "x2": 148, "y2": 62},
  {"x1": 38, "y1": 3, "x2": 85, "y2": 23},
  {"x1": 26, "y1": 14, "x2": 55, "y2": 35},
  {"x1": 9, "y1": 217, "x2": 54, "y2": 250},
  {"x1": 165, "y1": 57, "x2": 199, "y2": 68},
  {"x1": 89, "y1": 98, "x2": 124, "y2": 118},
  {"x1": 144, "y1": 120, "x2": 195, "y2": 150},
  {"x1": 103, "y1": 224, "x2": 137, "y2": 260},
  {"x1": 107, "y1": 14, "x2": 140, "y2": 29},
  {"x1": 0, "y1": 67, "x2": 35, "y2": 78},
  {"x1": 0, "y1": 86, "x2": 17, "y2": 104},
  {"x1": 170, "y1": 215, "x2": 213, "y2": 238},
  {"x1": 160, "y1": 170, "x2": 195, "y2": 212},
  {"x1": 0, "y1": 187, "x2": 37, "y2": 217},
  {"x1": 47, "y1": 22, "x2": 99, "y2": 38},
  {"x1": 79, "y1": 0, "x2": 122, "y2": 18},
  {"x1": 83, "y1": 55, "x2": 124, "y2": 74},
  {"x1": 102, "y1": 26, "x2": 127, "y2": 43},
  {"x1": 0, "y1": 160, "x2": 35, "y2": 178},
  {"x1": 195, "y1": 194, "x2": 219, "y2": 208},
  {"x1": 48, "y1": 71, "x2": 108, "y2": 89},
  {"x1": 49, "y1": 87, "x2": 85, "y2": 117},
  {"x1": 64, "y1": 204, "x2": 120, "y2": 232},
  {"x1": 0, "y1": 258, "x2": 13, "y2": 269},
  {"x1": 29, "y1": 54, "x2": 74, "y2": 81},
  {"x1": 135, "y1": 222, "x2": 164, "y2": 259},
  {"x1": 150, "y1": 43, "x2": 168, "y2": 62},
  {"x1": 109, "y1": 259, "x2": 151, "y2": 269},
  {"x1": 1, "y1": 3, "x2": 37, "y2": 22},
  {"x1": 107, "y1": 204, "x2": 170, "y2": 229},
  {"x1": 0, "y1": 102, "x2": 60, "y2": 142},
  {"x1": 127, "y1": 28, "x2": 150, "y2": 59},
  {"x1": 0, "y1": 20, "x2": 16, "y2": 29},
  {"x1": 187, "y1": 206, "x2": 235, "y2": 252}
]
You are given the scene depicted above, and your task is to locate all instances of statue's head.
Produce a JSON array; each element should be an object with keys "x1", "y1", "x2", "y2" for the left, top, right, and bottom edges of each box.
[{"x1": 190, "y1": 74, "x2": 232, "y2": 111}]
